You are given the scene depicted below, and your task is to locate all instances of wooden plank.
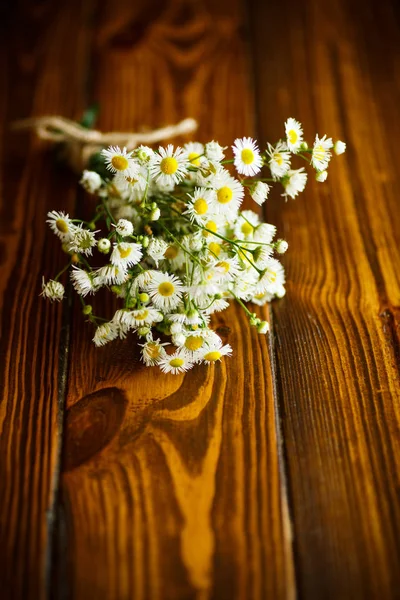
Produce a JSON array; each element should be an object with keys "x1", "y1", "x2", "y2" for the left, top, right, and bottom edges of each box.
[
  {"x1": 251, "y1": 0, "x2": 400, "y2": 597},
  {"x1": 0, "y1": 2, "x2": 91, "y2": 598},
  {"x1": 58, "y1": 1, "x2": 295, "y2": 598}
]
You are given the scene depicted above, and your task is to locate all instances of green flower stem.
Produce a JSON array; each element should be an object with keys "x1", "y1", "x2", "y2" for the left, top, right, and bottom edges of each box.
[
  {"x1": 159, "y1": 223, "x2": 202, "y2": 266},
  {"x1": 54, "y1": 259, "x2": 72, "y2": 281},
  {"x1": 101, "y1": 196, "x2": 116, "y2": 225},
  {"x1": 232, "y1": 293, "x2": 254, "y2": 319},
  {"x1": 79, "y1": 255, "x2": 93, "y2": 271}
]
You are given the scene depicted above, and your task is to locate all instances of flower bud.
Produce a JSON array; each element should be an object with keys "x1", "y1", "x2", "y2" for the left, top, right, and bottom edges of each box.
[
  {"x1": 137, "y1": 326, "x2": 150, "y2": 337},
  {"x1": 315, "y1": 170, "x2": 328, "y2": 182},
  {"x1": 257, "y1": 320, "x2": 270, "y2": 334},
  {"x1": 82, "y1": 304, "x2": 93, "y2": 315},
  {"x1": 150, "y1": 208, "x2": 160, "y2": 221},
  {"x1": 334, "y1": 140, "x2": 346, "y2": 155},
  {"x1": 139, "y1": 292, "x2": 149, "y2": 304},
  {"x1": 142, "y1": 236, "x2": 149, "y2": 248},
  {"x1": 276, "y1": 239, "x2": 288, "y2": 254},
  {"x1": 172, "y1": 333, "x2": 186, "y2": 347},
  {"x1": 126, "y1": 297, "x2": 137, "y2": 308},
  {"x1": 98, "y1": 238, "x2": 111, "y2": 254}
]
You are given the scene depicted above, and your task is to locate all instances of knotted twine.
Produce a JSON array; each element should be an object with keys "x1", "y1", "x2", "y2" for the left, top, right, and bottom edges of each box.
[{"x1": 12, "y1": 116, "x2": 198, "y2": 172}]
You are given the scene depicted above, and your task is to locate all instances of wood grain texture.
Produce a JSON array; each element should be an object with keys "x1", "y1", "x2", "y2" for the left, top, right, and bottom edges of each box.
[
  {"x1": 0, "y1": 2, "x2": 92, "y2": 598},
  {"x1": 57, "y1": 1, "x2": 295, "y2": 599},
  {"x1": 251, "y1": 0, "x2": 400, "y2": 597}
]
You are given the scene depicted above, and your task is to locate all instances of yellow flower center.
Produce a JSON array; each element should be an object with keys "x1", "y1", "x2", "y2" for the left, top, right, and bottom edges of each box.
[
  {"x1": 216, "y1": 261, "x2": 230, "y2": 272},
  {"x1": 208, "y1": 242, "x2": 221, "y2": 256},
  {"x1": 185, "y1": 335, "x2": 204, "y2": 351},
  {"x1": 158, "y1": 281, "x2": 175, "y2": 297},
  {"x1": 111, "y1": 155, "x2": 129, "y2": 171},
  {"x1": 313, "y1": 145, "x2": 326, "y2": 161},
  {"x1": 193, "y1": 198, "x2": 208, "y2": 215},
  {"x1": 267, "y1": 270, "x2": 277, "y2": 283},
  {"x1": 241, "y1": 222, "x2": 253, "y2": 235},
  {"x1": 255, "y1": 293, "x2": 265, "y2": 299},
  {"x1": 56, "y1": 219, "x2": 69, "y2": 233},
  {"x1": 202, "y1": 220, "x2": 217, "y2": 238},
  {"x1": 241, "y1": 148, "x2": 254, "y2": 165},
  {"x1": 274, "y1": 153, "x2": 283, "y2": 166},
  {"x1": 125, "y1": 176, "x2": 138, "y2": 185},
  {"x1": 164, "y1": 245, "x2": 179, "y2": 260},
  {"x1": 188, "y1": 152, "x2": 201, "y2": 166},
  {"x1": 147, "y1": 342, "x2": 161, "y2": 359},
  {"x1": 118, "y1": 246, "x2": 132, "y2": 258},
  {"x1": 288, "y1": 130, "x2": 298, "y2": 145},
  {"x1": 204, "y1": 351, "x2": 222, "y2": 362},
  {"x1": 170, "y1": 358, "x2": 184, "y2": 368},
  {"x1": 134, "y1": 310, "x2": 149, "y2": 320},
  {"x1": 217, "y1": 186, "x2": 233, "y2": 204},
  {"x1": 160, "y1": 157, "x2": 178, "y2": 175}
]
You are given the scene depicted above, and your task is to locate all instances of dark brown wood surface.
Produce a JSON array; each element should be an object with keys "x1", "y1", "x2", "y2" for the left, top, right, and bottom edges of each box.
[{"x1": 0, "y1": 0, "x2": 399, "y2": 599}]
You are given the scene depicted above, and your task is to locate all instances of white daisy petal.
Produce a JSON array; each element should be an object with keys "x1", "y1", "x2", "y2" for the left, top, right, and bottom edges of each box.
[{"x1": 232, "y1": 137, "x2": 263, "y2": 176}]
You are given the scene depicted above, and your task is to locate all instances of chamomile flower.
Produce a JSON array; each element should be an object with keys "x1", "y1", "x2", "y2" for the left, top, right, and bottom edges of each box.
[
  {"x1": 110, "y1": 242, "x2": 142, "y2": 268},
  {"x1": 116, "y1": 307, "x2": 163, "y2": 329},
  {"x1": 213, "y1": 256, "x2": 243, "y2": 282},
  {"x1": 184, "y1": 142, "x2": 205, "y2": 167},
  {"x1": 80, "y1": 170, "x2": 102, "y2": 194},
  {"x1": 70, "y1": 267, "x2": 98, "y2": 296},
  {"x1": 253, "y1": 245, "x2": 273, "y2": 269},
  {"x1": 158, "y1": 350, "x2": 194, "y2": 374},
  {"x1": 184, "y1": 187, "x2": 214, "y2": 223},
  {"x1": 282, "y1": 168, "x2": 307, "y2": 200},
  {"x1": 147, "y1": 272, "x2": 185, "y2": 311},
  {"x1": 139, "y1": 338, "x2": 169, "y2": 366},
  {"x1": 285, "y1": 118, "x2": 304, "y2": 153},
  {"x1": 114, "y1": 219, "x2": 134, "y2": 237},
  {"x1": 198, "y1": 343, "x2": 233, "y2": 364},
  {"x1": 255, "y1": 258, "x2": 285, "y2": 294},
  {"x1": 251, "y1": 181, "x2": 270, "y2": 206},
  {"x1": 47, "y1": 211, "x2": 76, "y2": 241},
  {"x1": 41, "y1": 278, "x2": 65, "y2": 302},
  {"x1": 202, "y1": 297, "x2": 230, "y2": 315},
  {"x1": 251, "y1": 290, "x2": 272, "y2": 306},
  {"x1": 101, "y1": 145, "x2": 138, "y2": 177},
  {"x1": 150, "y1": 144, "x2": 189, "y2": 186},
  {"x1": 113, "y1": 169, "x2": 147, "y2": 194},
  {"x1": 234, "y1": 210, "x2": 260, "y2": 240},
  {"x1": 147, "y1": 238, "x2": 169, "y2": 266},
  {"x1": 135, "y1": 145, "x2": 155, "y2": 164},
  {"x1": 254, "y1": 223, "x2": 277, "y2": 244},
  {"x1": 68, "y1": 226, "x2": 98, "y2": 256},
  {"x1": 182, "y1": 329, "x2": 222, "y2": 354},
  {"x1": 311, "y1": 135, "x2": 333, "y2": 171},
  {"x1": 205, "y1": 141, "x2": 225, "y2": 162},
  {"x1": 209, "y1": 170, "x2": 244, "y2": 215},
  {"x1": 232, "y1": 137, "x2": 262, "y2": 176},
  {"x1": 162, "y1": 244, "x2": 186, "y2": 271},
  {"x1": 93, "y1": 321, "x2": 120, "y2": 347},
  {"x1": 267, "y1": 141, "x2": 291, "y2": 179},
  {"x1": 94, "y1": 264, "x2": 129, "y2": 286}
]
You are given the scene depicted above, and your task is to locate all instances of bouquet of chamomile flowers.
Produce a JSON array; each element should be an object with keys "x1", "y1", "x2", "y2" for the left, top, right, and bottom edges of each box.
[{"x1": 41, "y1": 118, "x2": 345, "y2": 374}]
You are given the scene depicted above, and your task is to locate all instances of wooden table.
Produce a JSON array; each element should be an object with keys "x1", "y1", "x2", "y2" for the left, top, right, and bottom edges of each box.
[{"x1": 1, "y1": 0, "x2": 399, "y2": 598}]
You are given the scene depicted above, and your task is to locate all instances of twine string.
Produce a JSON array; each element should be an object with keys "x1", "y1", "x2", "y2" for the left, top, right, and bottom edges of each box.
[{"x1": 12, "y1": 116, "x2": 198, "y2": 171}]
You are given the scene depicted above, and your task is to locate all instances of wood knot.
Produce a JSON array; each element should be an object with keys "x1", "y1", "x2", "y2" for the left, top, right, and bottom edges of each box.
[{"x1": 63, "y1": 387, "x2": 127, "y2": 471}]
